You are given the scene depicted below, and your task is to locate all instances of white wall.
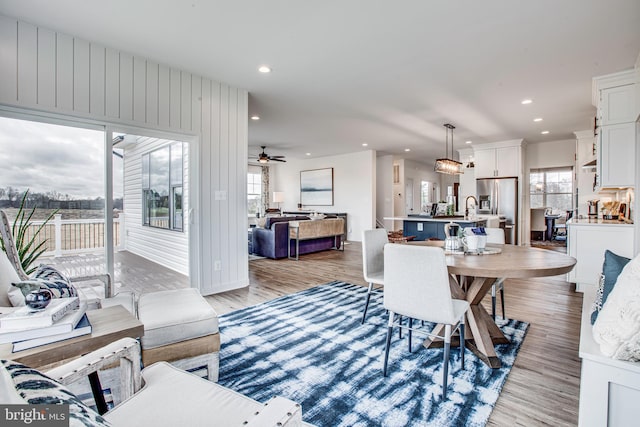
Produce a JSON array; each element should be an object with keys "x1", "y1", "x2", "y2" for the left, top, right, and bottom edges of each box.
[
  {"x1": 525, "y1": 139, "x2": 576, "y2": 170},
  {"x1": 123, "y1": 136, "x2": 189, "y2": 274},
  {"x1": 376, "y1": 155, "x2": 394, "y2": 230},
  {"x1": 403, "y1": 159, "x2": 441, "y2": 212},
  {"x1": 270, "y1": 150, "x2": 376, "y2": 242},
  {"x1": 0, "y1": 15, "x2": 248, "y2": 295}
]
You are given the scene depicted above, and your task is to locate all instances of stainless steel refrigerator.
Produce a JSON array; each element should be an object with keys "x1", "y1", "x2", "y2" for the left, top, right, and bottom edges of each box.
[{"x1": 476, "y1": 177, "x2": 518, "y2": 244}]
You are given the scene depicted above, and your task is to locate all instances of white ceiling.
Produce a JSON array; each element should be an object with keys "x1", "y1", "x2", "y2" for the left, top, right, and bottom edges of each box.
[{"x1": 1, "y1": 0, "x2": 639, "y2": 165}]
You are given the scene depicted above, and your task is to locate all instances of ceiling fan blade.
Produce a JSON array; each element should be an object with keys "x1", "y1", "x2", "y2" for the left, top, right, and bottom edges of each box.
[
  {"x1": 270, "y1": 158, "x2": 286, "y2": 162},
  {"x1": 269, "y1": 155, "x2": 286, "y2": 158}
]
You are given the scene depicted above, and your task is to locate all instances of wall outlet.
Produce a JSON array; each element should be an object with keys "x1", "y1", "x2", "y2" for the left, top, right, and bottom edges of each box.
[
  {"x1": 214, "y1": 260, "x2": 221, "y2": 271},
  {"x1": 417, "y1": 223, "x2": 423, "y2": 231}
]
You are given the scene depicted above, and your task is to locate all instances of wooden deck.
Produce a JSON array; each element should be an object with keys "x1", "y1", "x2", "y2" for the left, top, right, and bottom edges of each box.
[{"x1": 42, "y1": 250, "x2": 189, "y2": 296}]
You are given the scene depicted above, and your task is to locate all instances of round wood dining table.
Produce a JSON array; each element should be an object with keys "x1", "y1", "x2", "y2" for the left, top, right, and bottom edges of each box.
[{"x1": 409, "y1": 241, "x2": 576, "y2": 368}]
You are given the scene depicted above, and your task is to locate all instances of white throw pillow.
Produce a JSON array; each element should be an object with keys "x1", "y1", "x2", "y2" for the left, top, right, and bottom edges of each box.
[
  {"x1": 0, "y1": 250, "x2": 21, "y2": 307},
  {"x1": 592, "y1": 253, "x2": 640, "y2": 361}
]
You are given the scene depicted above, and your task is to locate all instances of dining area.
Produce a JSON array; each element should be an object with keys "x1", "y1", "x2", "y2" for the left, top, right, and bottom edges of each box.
[{"x1": 361, "y1": 227, "x2": 577, "y2": 398}]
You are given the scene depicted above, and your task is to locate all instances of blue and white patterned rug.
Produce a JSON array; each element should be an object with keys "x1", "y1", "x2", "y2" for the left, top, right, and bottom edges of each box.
[{"x1": 217, "y1": 281, "x2": 528, "y2": 427}]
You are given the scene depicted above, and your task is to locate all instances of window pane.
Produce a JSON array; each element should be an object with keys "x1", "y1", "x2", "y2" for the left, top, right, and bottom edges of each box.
[
  {"x1": 170, "y1": 142, "x2": 183, "y2": 186},
  {"x1": 421, "y1": 181, "x2": 431, "y2": 210},
  {"x1": 173, "y1": 186, "x2": 183, "y2": 231},
  {"x1": 142, "y1": 154, "x2": 150, "y2": 189},
  {"x1": 149, "y1": 146, "x2": 170, "y2": 229},
  {"x1": 248, "y1": 194, "x2": 260, "y2": 215},
  {"x1": 247, "y1": 171, "x2": 262, "y2": 216},
  {"x1": 546, "y1": 194, "x2": 572, "y2": 212},
  {"x1": 530, "y1": 194, "x2": 544, "y2": 208}
]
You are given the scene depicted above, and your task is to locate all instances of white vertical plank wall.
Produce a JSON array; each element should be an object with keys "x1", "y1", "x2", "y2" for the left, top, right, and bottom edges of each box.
[{"x1": 0, "y1": 16, "x2": 249, "y2": 295}]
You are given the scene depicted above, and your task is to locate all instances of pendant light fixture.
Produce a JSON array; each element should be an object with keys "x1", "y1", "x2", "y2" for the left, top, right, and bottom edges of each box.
[{"x1": 434, "y1": 123, "x2": 463, "y2": 175}]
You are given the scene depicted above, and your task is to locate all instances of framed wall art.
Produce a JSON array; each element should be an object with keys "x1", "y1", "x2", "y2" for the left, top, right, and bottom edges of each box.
[{"x1": 300, "y1": 168, "x2": 333, "y2": 206}]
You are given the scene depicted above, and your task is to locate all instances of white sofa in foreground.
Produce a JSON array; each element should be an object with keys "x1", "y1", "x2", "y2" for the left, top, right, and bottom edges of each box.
[{"x1": 1, "y1": 337, "x2": 305, "y2": 427}]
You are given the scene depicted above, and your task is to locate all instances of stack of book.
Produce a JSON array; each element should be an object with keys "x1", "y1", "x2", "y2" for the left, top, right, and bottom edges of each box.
[{"x1": 0, "y1": 297, "x2": 92, "y2": 352}]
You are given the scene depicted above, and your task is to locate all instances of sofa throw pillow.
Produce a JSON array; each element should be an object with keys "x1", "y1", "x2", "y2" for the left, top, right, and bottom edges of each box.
[
  {"x1": 0, "y1": 360, "x2": 111, "y2": 427},
  {"x1": 12, "y1": 278, "x2": 78, "y2": 299},
  {"x1": 590, "y1": 250, "x2": 631, "y2": 324},
  {"x1": 0, "y1": 249, "x2": 21, "y2": 307},
  {"x1": 34, "y1": 264, "x2": 71, "y2": 284},
  {"x1": 592, "y1": 253, "x2": 640, "y2": 361}
]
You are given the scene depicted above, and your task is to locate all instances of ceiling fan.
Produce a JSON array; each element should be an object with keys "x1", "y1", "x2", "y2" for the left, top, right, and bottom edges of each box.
[{"x1": 250, "y1": 146, "x2": 286, "y2": 163}]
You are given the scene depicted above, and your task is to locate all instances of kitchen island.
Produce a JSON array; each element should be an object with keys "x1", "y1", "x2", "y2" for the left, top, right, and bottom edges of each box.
[{"x1": 384, "y1": 215, "x2": 487, "y2": 241}]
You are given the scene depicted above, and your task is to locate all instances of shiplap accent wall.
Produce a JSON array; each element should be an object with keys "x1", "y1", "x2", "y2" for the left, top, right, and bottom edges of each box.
[
  {"x1": 0, "y1": 15, "x2": 249, "y2": 295},
  {"x1": 123, "y1": 137, "x2": 189, "y2": 275}
]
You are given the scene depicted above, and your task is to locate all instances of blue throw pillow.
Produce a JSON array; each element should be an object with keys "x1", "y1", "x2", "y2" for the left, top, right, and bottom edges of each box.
[{"x1": 590, "y1": 250, "x2": 631, "y2": 324}]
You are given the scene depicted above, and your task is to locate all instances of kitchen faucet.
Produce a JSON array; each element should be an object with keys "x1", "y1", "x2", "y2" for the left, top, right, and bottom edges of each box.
[{"x1": 465, "y1": 196, "x2": 478, "y2": 219}]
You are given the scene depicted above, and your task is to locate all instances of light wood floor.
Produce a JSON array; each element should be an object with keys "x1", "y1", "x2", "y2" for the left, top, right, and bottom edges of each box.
[{"x1": 206, "y1": 241, "x2": 582, "y2": 426}]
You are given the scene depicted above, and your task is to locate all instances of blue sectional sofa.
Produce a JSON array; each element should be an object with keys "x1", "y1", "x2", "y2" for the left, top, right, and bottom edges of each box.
[{"x1": 251, "y1": 216, "x2": 342, "y2": 259}]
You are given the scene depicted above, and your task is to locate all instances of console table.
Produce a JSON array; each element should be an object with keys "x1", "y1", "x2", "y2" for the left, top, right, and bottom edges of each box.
[
  {"x1": 288, "y1": 218, "x2": 345, "y2": 260},
  {"x1": 283, "y1": 211, "x2": 347, "y2": 240}
]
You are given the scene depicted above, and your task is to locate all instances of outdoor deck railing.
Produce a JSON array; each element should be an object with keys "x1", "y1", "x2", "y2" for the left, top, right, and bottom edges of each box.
[{"x1": 14, "y1": 214, "x2": 124, "y2": 257}]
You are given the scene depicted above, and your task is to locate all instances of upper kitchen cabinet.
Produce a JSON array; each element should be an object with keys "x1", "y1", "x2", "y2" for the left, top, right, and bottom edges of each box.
[
  {"x1": 599, "y1": 122, "x2": 636, "y2": 188},
  {"x1": 592, "y1": 69, "x2": 639, "y2": 190},
  {"x1": 473, "y1": 140, "x2": 523, "y2": 178},
  {"x1": 593, "y1": 69, "x2": 639, "y2": 126},
  {"x1": 598, "y1": 84, "x2": 637, "y2": 126}
]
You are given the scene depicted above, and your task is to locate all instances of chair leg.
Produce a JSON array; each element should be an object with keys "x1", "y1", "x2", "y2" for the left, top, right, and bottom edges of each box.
[
  {"x1": 383, "y1": 312, "x2": 395, "y2": 377},
  {"x1": 398, "y1": 316, "x2": 403, "y2": 339},
  {"x1": 408, "y1": 318, "x2": 413, "y2": 353},
  {"x1": 361, "y1": 282, "x2": 374, "y2": 324},
  {"x1": 491, "y1": 284, "x2": 497, "y2": 321},
  {"x1": 442, "y1": 324, "x2": 451, "y2": 400},
  {"x1": 500, "y1": 287, "x2": 506, "y2": 320},
  {"x1": 459, "y1": 319, "x2": 465, "y2": 368}
]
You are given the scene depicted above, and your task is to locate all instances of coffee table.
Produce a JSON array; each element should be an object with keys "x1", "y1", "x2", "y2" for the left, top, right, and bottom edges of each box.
[{"x1": 0, "y1": 305, "x2": 144, "y2": 369}]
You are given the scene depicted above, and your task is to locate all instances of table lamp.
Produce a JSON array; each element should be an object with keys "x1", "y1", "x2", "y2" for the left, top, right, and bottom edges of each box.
[{"x1": 273, "y1": 192, "x2": 284, "y2": 211}]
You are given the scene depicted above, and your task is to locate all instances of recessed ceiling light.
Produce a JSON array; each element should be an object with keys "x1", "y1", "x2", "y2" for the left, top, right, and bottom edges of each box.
[
  {"x1": 250, "y1": 115, "x2": 260, "y2": 121},
  {"x1": 465, "y1": 140, "x2": 472, "y2": 144},
  {"x1": 521, "y1": 99, "x2": 533, "y2": 105},
  {"x1": 362, "y1": 143, "x2": 368, "y2": 147},
  {"x1": 306, "y1": 153, "x2": 311, "y2": 156},
  {"x1": 258, "y1": 65, "x2": 271, "y2": 73},
  {"x1": 541, "y1": 130, "x2": 550, "y2": 135},
  {"x1": 404, "y1": 148, "x2": 410, "y2": 152},
  {"x1": 533, "y1": 117, "x2": 543, "y2": 122}
]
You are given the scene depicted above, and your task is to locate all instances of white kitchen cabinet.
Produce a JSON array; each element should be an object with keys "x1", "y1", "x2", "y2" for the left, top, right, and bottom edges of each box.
[
  {"x1": 599, "y1": 122, "x2": 636, "y2": 188},
  {"x1": 593, "y1": 70, "x2": 639, "y2": 126},
  {"x1": 598, "y1": 84, "x2": 637, "y2": 126},
  {"x1": 474, "y1": 146, "x2": 519, "y2": 178},
  {"x1": 567, "y1": 221, "x2": 634, "y2": 292}
]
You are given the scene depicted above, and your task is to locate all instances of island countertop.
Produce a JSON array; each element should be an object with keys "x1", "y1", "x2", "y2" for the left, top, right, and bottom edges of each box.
[
  {"x1": 568, "y1": 218, "x2": 633, "y2": 227},
  {"x1": 384, "y1": 216, "x2": 487, "y2": 223}
]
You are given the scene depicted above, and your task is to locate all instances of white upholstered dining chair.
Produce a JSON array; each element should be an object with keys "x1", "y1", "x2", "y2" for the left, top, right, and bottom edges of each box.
[
  {"x1": 382, "y1": 244, "x2": 469, "y2": 400},
  {"x1": 530, "y1": 207, "x2": 548, "y2": 241},
  {"x1": 361, "y1": 228, "x2": 388, "y2": 323},
  {"x1": 485, "y1": 227, "x2": 507, "y2": 320}
]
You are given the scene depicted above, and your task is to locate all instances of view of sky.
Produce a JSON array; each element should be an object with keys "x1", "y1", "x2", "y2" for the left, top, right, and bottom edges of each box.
[{"x1": 0, "y1": 116, "x2": 123, "y2": 199}]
